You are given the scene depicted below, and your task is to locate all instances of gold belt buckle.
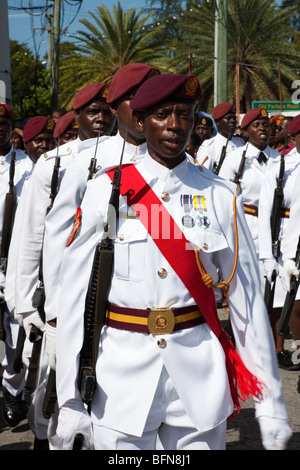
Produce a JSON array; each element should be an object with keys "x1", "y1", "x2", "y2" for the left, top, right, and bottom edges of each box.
[{"x1": 147, "y1": 308, "x2": 175, "y2": 335}]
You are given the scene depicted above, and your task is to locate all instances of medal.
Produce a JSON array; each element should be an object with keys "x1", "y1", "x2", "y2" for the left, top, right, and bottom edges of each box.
[
  {"x1": 182, "y1": 214, "x2": 195, "y2": 228},
  {"x1": 195, "y1": 214, "x2": 210, "y2": 229},
  {"x1": 181, "y1": 194, "x2": 194, "y2": 227}
]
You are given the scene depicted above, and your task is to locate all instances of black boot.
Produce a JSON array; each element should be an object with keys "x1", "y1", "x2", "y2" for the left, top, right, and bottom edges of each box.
[
  {"x1": 2, "y1": 387, "x2": 24, "y2": 427},
  {"x1": 33, "y1": 437, "x2": 49, "y2": 450}
]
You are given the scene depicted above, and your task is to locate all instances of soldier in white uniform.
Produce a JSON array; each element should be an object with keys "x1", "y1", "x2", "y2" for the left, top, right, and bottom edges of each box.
[
  {"x1": 43, "y1": 64, "x2": 160, "y2": 348},
  {"x1": 275, "y1": 115, "x2": 300, "y2": 368},
  {"x1": 196, "y1": 103, "x2": 243, "y2": 172},
  {"x1": 14, "y1": 83, "x2": 115, "y2": 336},
  {"x1": 12, "y1": 84, "x2": 115, "y2": 448},
  {"x1": 52, "y1": 74, "x2": 291, "y2": 451},
  {"x1": 0, "y1": 105, "x2": 38, "y2": 428},
  {"x1": 219, "y1": 108, "x2": 280, "y2": 280},
  {"x1": 4, "y1": 116, "x2": 56, "y2": 448},
  {"x1": 258, "y1": 115, "x2": 300, "y2": 370}
]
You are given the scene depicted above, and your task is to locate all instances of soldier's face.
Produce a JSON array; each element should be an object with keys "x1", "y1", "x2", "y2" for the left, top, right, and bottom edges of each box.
[
  {"x1": 0, "y1": 118, "x2": 12, "y2": 146},
  {"x1": 76, "y1": 100, "x2": 116, "y2": 140},
  {"x1": 25, "y1": 132, "x2": 55, "y2": 163},
  {"x1": 217, "y1": 112, "x2": 237, "y2": 138},
  {"x1": 246, "y1": 118, "x2": 270, "y2": 150},
  {"x1": 135, "y1": 101, "x2": 195, "y2": 168}
]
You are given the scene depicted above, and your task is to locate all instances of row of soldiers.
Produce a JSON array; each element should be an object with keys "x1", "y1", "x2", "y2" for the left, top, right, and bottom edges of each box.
[{"x1": 0, "y1": 63, "x2": 298, "y2": 450}]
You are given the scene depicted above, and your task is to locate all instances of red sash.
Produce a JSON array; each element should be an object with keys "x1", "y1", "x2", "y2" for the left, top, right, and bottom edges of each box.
[{"x1": 106, "y1": 164, "x2": 265, "y2": 411}]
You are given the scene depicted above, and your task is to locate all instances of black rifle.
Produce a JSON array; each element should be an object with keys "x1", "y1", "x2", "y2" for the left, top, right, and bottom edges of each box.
[
  {"x1": 78, "y1": 137, "x2": 126, "y2": 408},
  {"x1": 42, "y1": 367, "x2": 57, "y2": 418},
  {"x1": 213, "y1": 137, "x2": 229, "y2": 175},
  {"x1": 264, "y1": 146, "x2": 286, "y2": 315},
  {"x1": 233, "y1": 143, "x2": 248, "y2": 194},
  {"x1": 87, "y1": 131, "x2": 100, "y2": 181},
  {"x1": 278, "y1": 235, "x2": 300, "y2": 336}
]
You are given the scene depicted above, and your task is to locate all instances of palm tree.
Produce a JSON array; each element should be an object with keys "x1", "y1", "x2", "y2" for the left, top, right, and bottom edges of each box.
[
  {"x1": 58, "y1": 2, "x2": 165, "y2": 108},
  {"x1": 162, "y1": 0, "x2": 300, "y2": 113}
]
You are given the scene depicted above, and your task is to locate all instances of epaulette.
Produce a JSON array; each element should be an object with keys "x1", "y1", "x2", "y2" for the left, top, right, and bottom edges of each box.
[{"x1": 43, "y1": 144, "x2": 73, "y2": 161}]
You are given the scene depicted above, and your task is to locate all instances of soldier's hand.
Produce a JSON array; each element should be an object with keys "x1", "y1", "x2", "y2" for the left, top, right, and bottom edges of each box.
[
  {"x1": 258, "y1": 416, "x2": 292, "y2": 450},
  {"x1": 283, "y1": 259, "x2": 299, "y2": 291},
  {"x1": 263, "y1": 258, "x2": 278, "y2": 283},
  {"x1": 22, "y1": 310, "x2": 45, "y2": 338},
  {"x1": 51, "y1": 399, "x2": 93, "y2": 450},
  {"x1": 45, "y1": 322, "x2": 56, "y2": 370}
]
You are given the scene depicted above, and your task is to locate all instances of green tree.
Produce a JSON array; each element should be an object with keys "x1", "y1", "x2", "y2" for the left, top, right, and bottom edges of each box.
[
  {"x1": 10, "y1": 40, "x2": 51, "y2": 122},
  {"x1": 151, "y1": 0, "x2": 300, "y2": 113},
  {"x1": 58, "y1": 2, "x2": 165, "y2": 108}
]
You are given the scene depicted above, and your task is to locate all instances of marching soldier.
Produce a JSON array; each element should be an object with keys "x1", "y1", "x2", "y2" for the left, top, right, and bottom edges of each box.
[
  {"x1": 42, "y1": 63, "x2": 160, "y2": 343},
  {"x1": 12, "y1": 83, "x2": 115, "y2": 448},
  {"x1": 219, "y1": 108, "x2": 279, "y2": 279},
  {"x1": 196, "y1": 103, "x2": 243, "y2": 172},
  {"x1": 0, "y1": 104, "x2": 36, "y2": 428},
  {"x1": 258, "y1": 114, "x2": 300, "y2": 370},
  {"x1": 52, "y1": 74, "x2": 290, "y2": 450},
  {"x1": 4, "y1": 116, "x2": 56, "y2": 448}
]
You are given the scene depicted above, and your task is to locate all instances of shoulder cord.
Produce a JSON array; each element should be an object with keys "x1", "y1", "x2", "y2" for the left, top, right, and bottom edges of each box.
[{"x1": 194, "y1": 193, "x2": 238, "y2": 298}]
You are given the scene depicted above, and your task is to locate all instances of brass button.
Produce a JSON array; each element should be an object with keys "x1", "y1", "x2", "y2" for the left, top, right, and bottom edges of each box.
[
  {"x1": 203, "y1": 243, "x2": 209, "y2": 250},
  {"x1": 161, "y1": 192, "x2": 170, "y2": 202},
  {"x1": 118, "y1": 234, "x2": 124, "y2": 241},
  {"x1": 157, "y1": 338, "x2": 167, "y2": 348},
  {"x1": 0, "y1": 161, "x2": 4, "y2": 165},
  {"x1": 157, "y1": 268, "x2": 167, "y2": 278}
]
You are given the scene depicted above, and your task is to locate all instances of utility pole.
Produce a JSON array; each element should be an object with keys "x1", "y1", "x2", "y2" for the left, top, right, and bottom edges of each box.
[
  {"x1": 214, "y1": 0, "x2": 228, "y2": 105},
  {"x1": 46, "y1": 12, "x2": 53, "y2": 71},
  {"x1": 51, "y1": 0, "x2": 61, "y2": 111},
  {"x1": 0, "y1": 0, "x2": 12, "y2": 105}
]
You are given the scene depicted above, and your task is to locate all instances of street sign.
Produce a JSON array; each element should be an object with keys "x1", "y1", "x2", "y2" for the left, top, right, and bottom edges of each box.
[{"x1": 252, "y1": 101, "x2": 300, "y2": 112}]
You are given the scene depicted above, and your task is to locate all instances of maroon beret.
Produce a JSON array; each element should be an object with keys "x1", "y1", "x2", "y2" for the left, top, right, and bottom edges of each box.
[
  {"x1": 73, "y1": 83, "x2": 109, "y2": 111},
  {"x1": 240, "y1": 108, "x2": 269, "y2": 129},
  {"x1": 130, "y1": 74, "x2": 202, "y2": 111},
  {"x1": 106, "y1": 63, "x2": 160, "y2": 104},
  {"x1": 54, "y1": 111, "x2": 78, "y2": 139},
  {"x1": 0, "y1": 103, "x2": 13, "y2": 119},
  {"x1": 23, "y1": 116, "x2": 55, "y2": 143},
  {"x1": 288, "y1": 114, "x2": 300, "y2": 135},
  {"x1": 211, "y1": 103, "x2": 235, "y2": 120}
]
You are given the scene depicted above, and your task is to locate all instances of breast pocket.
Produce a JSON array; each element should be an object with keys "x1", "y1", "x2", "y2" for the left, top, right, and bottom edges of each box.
[{"x1": 114, "y1": 219, "x2": 148, "y2": 282}]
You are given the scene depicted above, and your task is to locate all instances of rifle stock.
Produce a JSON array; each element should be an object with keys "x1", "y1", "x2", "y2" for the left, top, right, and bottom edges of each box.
[
  {"x1": 78, "y1": 136, "x2": 126, "y2": 406},
  {"x1": 264, "y1": 149, "x2": 285, "y2": 314}
]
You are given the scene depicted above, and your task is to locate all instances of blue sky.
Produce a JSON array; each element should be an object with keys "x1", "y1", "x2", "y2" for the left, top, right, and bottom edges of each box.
[{"x1": 8, "y1": 1, "x2": 150, "y2": 58}]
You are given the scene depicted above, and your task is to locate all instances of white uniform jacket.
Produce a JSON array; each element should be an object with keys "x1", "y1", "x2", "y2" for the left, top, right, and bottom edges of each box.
[
  {"x1": 219, "y1": 143, "x2": 280, "y2": 256},
  {"x1": 196, "y1": 132, "x2": 243, "y2": 172},
  {"x1": 259, "y1": 148, "x2": 300, "y2": 306},
  {"x1": 14, "y1": 137, "x2": 98, "y2": 318},
  {"x1": 0, "y1": 147, "x2": 33, "y2": 289},
  {"x1": 5, "y1": 176, "x2": 32, "y2": 315},
  {"x1": 43, "y1": 133, "x2": 147, "y2": 322},
  {"x1": 56, "y1": 153, "x2": 287, "y2": 437},
  {"x1": 281, "y1": 150, "x2": 300, "y2": 261}
]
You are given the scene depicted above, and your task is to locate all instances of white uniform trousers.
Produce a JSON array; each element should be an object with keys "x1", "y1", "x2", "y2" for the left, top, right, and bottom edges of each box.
[{"x1": 92, "y1": 365, "x2": 227, "y2": 450}]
